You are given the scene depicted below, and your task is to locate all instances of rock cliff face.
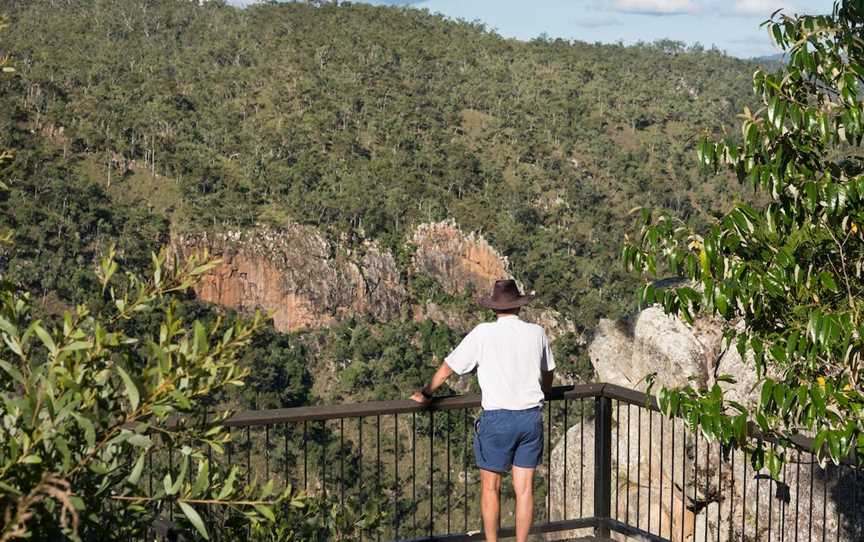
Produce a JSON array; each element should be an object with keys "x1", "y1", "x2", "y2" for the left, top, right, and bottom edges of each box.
[
  {"x1": 168, "y1": 220, "x2": 544, "y2": 334},
  {"x1": 410, "y1": 219, "x2": 510, "y2": 297},
  {"x1": 169, "y1": 227, "x2": 405, "y2": 331},
  {"x1": 548, "y1": 307, "x2": 862, "y2": 541}
]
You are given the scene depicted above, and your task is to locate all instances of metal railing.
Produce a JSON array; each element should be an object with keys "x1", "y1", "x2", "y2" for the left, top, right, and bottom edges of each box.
[{"x1": 144, "y1": 383, "x2": 864, "y2": 541}]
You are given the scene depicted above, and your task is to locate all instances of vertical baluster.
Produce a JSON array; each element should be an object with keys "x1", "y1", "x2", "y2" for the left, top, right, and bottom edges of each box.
[
  {"x1": 681, "y1": 426, "x2": 686, "y2": 542},
  {"x1": 376, "y1": 414, "x2": 381, "y2": 542},
  {"x1": 647, "y1": 409, "x2": 652, "y2": 534},
  {"x1": 303, "y1": 421, "x2": 308, "y2": 491},
  {"x1": 822, "y1": 462, "x2": 828, "y2": 542},
  {"x1": 742, "y1": 449, "x2": 747, "y2": 542},
  {"x1": 756, "y1": 445, "x2": 761, "y2": 537},
  {"x1": 359, "y1": 417, "x2": 364, "y2": 542},
  {"x1": 284, "y1": 427, "x2": 289, "y2": 490},
  {"x1": 564, "y1": 398, "x2": 568, "y2": 521},
  {"x1": 693, "y1": 430, "x2": 698, "y2": 542},
  {"x1": 265, "y1": 425, "x2": 270, "y2": 481},
  {"x1": 246, "y1": 426, "x2": 251, "y2": 488},
  {"x1": 429, "y1": 410, "x2": 434, "y2": 537},
  {"x1": 670, "y1": 418, "x2": 675, "y2": 540},
  {"x1": 636, "y1": 406, "x2": 641, "y2": 531},
  {"x1": 626, "y1": 403, "x2": 631, "y2": 526},
  {"x1": 729, "y1": 445, "x2": 735, "y2": 542},
  {"x1": 412, "y1": 412, "x2": 417, "y2": 535},
  {"x1": 781, "y1": 452, "x2": 788, "y2": 542},
  {"x1": 835, "y1": 466, "x2": 841, "y2": 542},
  {"x1": 794, "y1": 450, "x2": 801, "y2": 542},
  {"x1": 247, "y1": 415, "x2": 253, "y2": 538},
  {"x1": 615, "y1": 400, "x2": 620, "y2": 521},
  {"x1": 580, "y1": 398, "x2": 585, "y2": 519},
  {"x1": 707, "y1": 437, "x2": 712, "y2": 542},
  {"x1": 658, "y1": 415, "x2": 663, "y2": 538},
  {"x1": 769, "y1": 445, "x2": 774, "y2": 541},
  {"x1": 320, "y1": 420, "x2": 326, "y2": 498},
  {"x1": 376, "y1": 415, "x2": 381, "y2": 491},
  {"x1": 340, "y1": 418, "x2": 345, "y2": 509},
  {"x1": 547, "y1": 400, "x2": 552, "y2": 522},
  {"x1": 394, "y1": 414, "x2": 399, "y2": 539},
  {"x1": 464, "y1": 408, "x2": 468, "y2": 534},
  {"x1": 809, "y1": 458, "x2": 814, "y2": 541},
  {"x1": 716, "y1": 445, "x2": 721, "y2": 542},
  {"x1": 446, "y1": 409, "x2": 451, "y2": 534}
]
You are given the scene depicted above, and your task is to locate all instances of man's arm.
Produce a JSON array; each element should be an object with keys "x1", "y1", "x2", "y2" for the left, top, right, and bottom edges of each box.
[
  {"x1": 541, "y1": 369, "x2": 554, "y2": 396},
  {"x1": 410, "y1": 361, "x2": 455, "y2": 404}
]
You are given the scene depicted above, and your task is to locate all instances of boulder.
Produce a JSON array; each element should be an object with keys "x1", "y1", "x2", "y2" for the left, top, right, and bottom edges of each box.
[{"x1": 550, "y1": 305, "x2": 864, "y2": 541}]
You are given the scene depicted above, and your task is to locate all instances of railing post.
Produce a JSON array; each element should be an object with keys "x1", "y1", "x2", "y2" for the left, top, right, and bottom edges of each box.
[{"x1": 594, "y1": 393, "x2": 612, "y2": 538}]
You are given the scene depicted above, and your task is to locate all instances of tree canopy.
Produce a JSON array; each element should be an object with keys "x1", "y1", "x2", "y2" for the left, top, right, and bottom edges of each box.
[
  {"x1": 625, "y1": 0, "x2": 864, "y2": 470},
  {"x1": 0, "y1": 0, "x2": 760, "y2": 333}
]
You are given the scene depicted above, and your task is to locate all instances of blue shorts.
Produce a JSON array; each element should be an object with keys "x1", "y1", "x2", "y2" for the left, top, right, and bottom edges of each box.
[{"x1": 473, "y1": 407, "x2": 544, "y2": 473}]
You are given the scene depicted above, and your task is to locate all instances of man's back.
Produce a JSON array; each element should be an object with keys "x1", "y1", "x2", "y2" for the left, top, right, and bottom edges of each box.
[
  {"x1": 445, "y1": 315, "x2": 555, "y2": 411},
  {"x1": 410, "y1": 279, "x2": 554, "y2": 542}
]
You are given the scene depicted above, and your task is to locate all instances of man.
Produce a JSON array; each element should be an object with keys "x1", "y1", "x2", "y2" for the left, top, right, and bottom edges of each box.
[{"x1": 410, "y1": 279, "x2": 555, "y2": 542}]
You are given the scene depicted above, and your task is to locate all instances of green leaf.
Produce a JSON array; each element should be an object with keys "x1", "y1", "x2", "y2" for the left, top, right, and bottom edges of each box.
[
  {"x1": 115, "y1": 365, "x2": 140, "y2": 412},
  {"x1": 32, "y1": 323, "x2": 57, "y2": 356},
  {"x1": 127, "y1": 434, "x2": 151, "y2": 448},
  {"x1": 0, "y1": 314, "x2": 17, "y2": 337},
  {"x1": 0, "y1": 360, "x2": 25, "y2": 386},
  {"x1": 128, "y1": 452, "x2": 147, "y2": 485},
  {"x1": 254, "y1": 504, "x2": 275, "y2": 523},
  {"x1": 61, "y1": 340, "x2": 93, "y2": 352},
  {"x1": 178, "y1": 501, "x2": 209, "y2": 540},
  {"x1": 192, "y1": 460, "x2": 210, "y2": 495},
  {"x1": 819, "y1": 272, "x2": 838, "y2": 293},
  {"x1": 72, "y1": 413, "x2": 96, "y2": 448},
  {"x1": 761, "y1": 379, "x2": 775, "y2": 407},
  {"x1": 218, "y1": 468, "x2": 238, "y2": 500}
]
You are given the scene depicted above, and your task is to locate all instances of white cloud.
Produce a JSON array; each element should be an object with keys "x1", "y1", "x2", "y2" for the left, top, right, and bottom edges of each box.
[
  {"x1": 613, "y1": 0, "x2": 699, "y2": 15},
  {"x1": 731, "y1": 0, "x2": 795, "y2": 16}
]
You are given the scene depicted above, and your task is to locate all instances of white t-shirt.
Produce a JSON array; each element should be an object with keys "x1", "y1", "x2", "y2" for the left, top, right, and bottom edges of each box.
[{"x1": 445, "y1": 315, "x2": 555, "y2": 410}]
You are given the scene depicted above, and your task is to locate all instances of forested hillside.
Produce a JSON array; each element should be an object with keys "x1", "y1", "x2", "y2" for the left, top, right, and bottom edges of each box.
[{"x1": 0, "y1": 0, "x2": 762, "y2": 405}]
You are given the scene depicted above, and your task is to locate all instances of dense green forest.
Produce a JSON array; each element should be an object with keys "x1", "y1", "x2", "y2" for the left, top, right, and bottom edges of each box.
[{"x1": 0, "y1": 0, "x2": 762, "y2": 406}]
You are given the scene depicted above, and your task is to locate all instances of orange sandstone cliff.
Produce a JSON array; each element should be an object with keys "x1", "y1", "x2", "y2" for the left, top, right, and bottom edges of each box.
[{"x1": 168, "y1": 220, "x2": 519, "y2": 333}]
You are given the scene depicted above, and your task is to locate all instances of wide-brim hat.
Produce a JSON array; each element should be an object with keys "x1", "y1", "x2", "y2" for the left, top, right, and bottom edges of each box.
[{"x1": 478, "y1": 279, "x2": 534, "y2": 310}]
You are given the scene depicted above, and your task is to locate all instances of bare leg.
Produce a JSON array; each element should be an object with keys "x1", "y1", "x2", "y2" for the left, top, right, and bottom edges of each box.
[
  {"x1": 480, "y1": 469, "x2": 502, "y2": 542},
  {"x1": 512, "y1": 466, "x2": 535, "y2": 542}
]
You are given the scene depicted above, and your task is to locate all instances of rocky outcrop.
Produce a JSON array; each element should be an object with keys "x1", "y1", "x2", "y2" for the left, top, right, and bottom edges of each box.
[
  {"x1": 548, "y1": 306, "x2": 863, "y2": 541},
  {"x1": 170, "y1": 220, "x2": 575, "y2": 337},
  {"x1": 410, "y1": 220, "x2": 510, "y2": 297},
  {"x1": 169, "y1": 227, "x2": 405, "y2": 331}
]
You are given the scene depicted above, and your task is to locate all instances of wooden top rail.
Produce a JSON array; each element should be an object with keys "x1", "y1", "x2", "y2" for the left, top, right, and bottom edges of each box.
[
  {"x1": 220, "y1": 381, "x2": 855, "y2": 464},
  {"x1": 224, "y1": 382, "x2": 649, "y2": 427}
]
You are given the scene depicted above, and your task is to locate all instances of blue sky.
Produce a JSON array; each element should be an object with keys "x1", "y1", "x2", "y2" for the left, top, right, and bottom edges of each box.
[{"x1": 228, "y1": 0, "x2": 835, "y2": 58}]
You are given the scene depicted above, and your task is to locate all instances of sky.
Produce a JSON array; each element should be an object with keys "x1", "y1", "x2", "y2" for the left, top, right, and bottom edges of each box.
[{"x1": 227, "y1": 0, "x2": 836, "y2": 58}]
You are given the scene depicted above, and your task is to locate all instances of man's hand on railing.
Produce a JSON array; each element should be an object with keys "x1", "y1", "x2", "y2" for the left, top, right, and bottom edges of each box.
[
  {"x1": 410, "y1": 362, "x2": 455, "y2": 404},
  {"x1": 410, "y1": 389, "x2": 431, "y2": 405}
]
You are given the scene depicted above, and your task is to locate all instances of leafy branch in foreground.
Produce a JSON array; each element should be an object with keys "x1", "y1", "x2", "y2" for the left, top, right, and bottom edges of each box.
[
  {"x1": 0, "y1": 245, "x2": 283, "y2": 540},
  {"x1": 624, "y1": 0, "x2": 864, "y2": 473}
]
